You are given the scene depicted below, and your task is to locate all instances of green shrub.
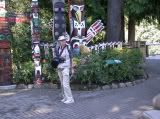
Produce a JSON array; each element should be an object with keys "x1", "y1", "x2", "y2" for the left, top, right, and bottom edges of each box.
[
  {"x1": 13, "y1": 59, "x2": 58, "y2": 84},
  {"x1": 13, "y1": 61, "x2": 34, "y2": 84},
  {"x1": 75, "y1": 53, "x2": 107, "y2": 85},
  {"x1": 41, "y1": 59, "x2": 58, "y2": 83},
  {"x1": 74, "y1": 48, "x2": 144, "y2": 85},
  {"x1": 12, "y1": 47, "x2": 143, "y2": 85}
]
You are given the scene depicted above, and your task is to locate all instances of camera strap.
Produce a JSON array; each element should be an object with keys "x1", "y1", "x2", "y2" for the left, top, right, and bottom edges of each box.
[{"x1": 58, "y1": 45, "x2": 67, "y2": 57}]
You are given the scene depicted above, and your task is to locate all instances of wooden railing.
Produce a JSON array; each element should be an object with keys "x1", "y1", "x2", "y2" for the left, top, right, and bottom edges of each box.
[
  {"x1": 88, "y1": 41, "x2": 148, "y2": 57},
  {"x1": 88, "y1": 42, "x2": 123, "y2": 51}
]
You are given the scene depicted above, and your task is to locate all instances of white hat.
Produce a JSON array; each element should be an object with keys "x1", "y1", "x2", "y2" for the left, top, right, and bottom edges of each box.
[{"x1": 58, "y1": 35, "x2": 66, "y2": 41}]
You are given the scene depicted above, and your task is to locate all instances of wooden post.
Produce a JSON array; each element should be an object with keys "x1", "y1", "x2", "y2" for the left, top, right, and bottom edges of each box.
[
  {"x1": 146, "y1": 45, "x2": 149, "y2": 57},
  {"x1": 52, "y1": 0, "x2": 66, "y2": 41}
]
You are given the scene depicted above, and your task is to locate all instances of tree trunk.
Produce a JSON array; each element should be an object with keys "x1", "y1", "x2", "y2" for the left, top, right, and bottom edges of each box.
[
  {"x1": 128, "y1": 15, "x2": 135, "y2": 43},
  {"x1": 120, "y1": 9, "x2": 125, "y2": 42},
  {"x1": 107, "y1": 0, "x2": 123, "y2": 42}
]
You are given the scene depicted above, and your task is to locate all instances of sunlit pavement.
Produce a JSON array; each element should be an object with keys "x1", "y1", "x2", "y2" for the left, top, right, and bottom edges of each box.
[
  {"x1": 146, "y1": 55, "x2": 160, "y2": 60},
  {"x1": 0, "y1": 56, "x2": 160, "y2": 119}
]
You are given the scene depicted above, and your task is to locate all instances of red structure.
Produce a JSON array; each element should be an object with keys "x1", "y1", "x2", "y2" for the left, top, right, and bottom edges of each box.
[
  {"x1": 0, "y1": 0, "x2": 30, "y2": 85},
  {"x1": 0, "y1": 1, "x2": 12, "y2": 86},
  {"x1": 0, "y1": 40, "x2": 12, "y2": 85}
]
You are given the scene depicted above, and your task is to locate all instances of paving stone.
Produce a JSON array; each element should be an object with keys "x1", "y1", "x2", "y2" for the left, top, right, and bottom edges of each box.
[
  {"x1": 16, "y1": 84, "x2": 27, "y2": 89},
  {"x1": 135, "y1": 80, "x2": 142, "y2": 84},
  {"x1": 0, "y1": 85, "x2": 16, "y2": 90},
  {"x1": 49, "y1": 83, "x2": 58, "y2": 89},
  {"x1": 28, "y1": 84, "x2": 34, "y2": 89},
  {"x1": 132, "y1": 81, "x2": 137, "y2": 86},
  {"x1": 111, "y1": 83, "x2": 118, "y2": 89},
  {"x1": 34, "y1": 84, "x2": 43, "y2": 89},
  {"x1": 0, "y1": 57, "x2": 160, "y2": 119},
  {"x1": 125, "y1": 82, "x2": 133, "y2": 87},
  {"x1": 102, "y1": 85, "x2": 111, "y2": 90},
  {"x1": 0, "y1": 77, "x2": 160, "y2": 119},
  {"x1": 142, "y1": 79, "x2": 146, "y2": 82},
  {"x1": 119, "y1": 83, "x2": 126, "y2": 88}
]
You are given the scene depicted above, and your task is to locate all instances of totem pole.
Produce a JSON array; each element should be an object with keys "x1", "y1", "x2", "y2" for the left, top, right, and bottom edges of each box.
[
  {"x1": 69, "y1": 0, "x2": 104, "y2": 55},
  {"x1": 51, "y1": 0, "x2": 104, "y2": 56},
  {"x1": 31, "y1": 0, "x2": 42, "y2": 84},
  {"x1": 69, "y1": 0, "x2": 86, "y2": 55},
  {"x1": 51, "y1": 0, "x2": 67, "y2": 58},
  {"x1": 0, "y1": 0, "x2": 12, "y2": 85},
  {"x1": 67, "y1": 0, "x2": 104, "y2": 55},
  {"x1": 52, "y1": 0, "x2": 66, "y2": 41}
]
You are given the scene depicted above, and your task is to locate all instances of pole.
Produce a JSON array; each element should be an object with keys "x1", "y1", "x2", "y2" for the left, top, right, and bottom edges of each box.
[{"x1": 31, "y1": 0, "x2": 42, "y2": 84}]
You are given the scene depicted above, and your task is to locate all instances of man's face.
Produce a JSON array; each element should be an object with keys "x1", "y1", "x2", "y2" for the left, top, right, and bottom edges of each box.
[{"x1": 59, "y1": 40, "x2": 66, "y2": 47}]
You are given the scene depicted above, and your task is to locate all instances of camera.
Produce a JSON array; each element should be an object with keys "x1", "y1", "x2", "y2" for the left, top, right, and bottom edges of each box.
[
  {"x1": 59, "y1": 57, "x2": 66, "y2": 63},
  {"x1": 51, "y1": 57, "x2": 66, "y2": 68}
]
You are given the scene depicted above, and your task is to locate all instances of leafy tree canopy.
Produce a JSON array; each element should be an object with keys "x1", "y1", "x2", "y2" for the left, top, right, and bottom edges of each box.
[{"x1": 125, "y1": 0, "x2": 160, "y2": 24}]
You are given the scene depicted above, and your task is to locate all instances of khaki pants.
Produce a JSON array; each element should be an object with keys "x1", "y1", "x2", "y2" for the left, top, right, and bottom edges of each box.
[{"x1": 58, "y1": 68, "x2": 73, "y2": 100}]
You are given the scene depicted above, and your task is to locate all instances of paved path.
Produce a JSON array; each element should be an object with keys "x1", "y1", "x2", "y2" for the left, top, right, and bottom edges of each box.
[{"x1": 0, "y1": 56, "x2": 160, "y2": 119}]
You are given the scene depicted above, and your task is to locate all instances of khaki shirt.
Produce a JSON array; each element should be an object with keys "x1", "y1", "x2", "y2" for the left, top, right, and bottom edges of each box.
[{"x1": 57, "y1": 46, "x2": 71, "y2": 69}]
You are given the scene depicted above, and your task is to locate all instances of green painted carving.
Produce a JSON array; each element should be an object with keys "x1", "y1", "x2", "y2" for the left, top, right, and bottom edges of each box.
[
  {"x1": 6, "y1": 34, "x2": 12, "y2": 40},
  {"x1": 33, "y1": 18, "x2": 39, "y2": 27},
  {"x1": 0, "y1": 34, "x2": 5, "y2": 40}
]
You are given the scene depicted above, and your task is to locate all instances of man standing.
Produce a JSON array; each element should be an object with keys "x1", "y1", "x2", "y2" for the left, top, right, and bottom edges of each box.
[{"x1": 56, "y1": 35, "x2": 74, "y2": 104}]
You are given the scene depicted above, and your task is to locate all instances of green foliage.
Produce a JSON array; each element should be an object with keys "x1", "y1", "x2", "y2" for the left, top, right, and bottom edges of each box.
[
  {"x1": 124, "y1": 0, "x2": 160, "y2": 24},
  {"x1": 100, "y1": 48, "x2": 144, "y2": 82},
  {"x1": 136, "y1": 21, "x2": 160, "y2": 55},
  {"x1": 75, "y1": 48, "x2": 144, "y2": 85},
  {"x1": 39, "y1": 8, "x2": 53, "y2": 41},
  {"x1": 13, "y1": 61, "x2": 34, "y2": 84},
  {"x1": 91, "y1": 31, "x2": 106, "y2": 44},
  {"x1": 38, "y1": 0, "x2": 53, "y2": 42},
  {"x1": 125, "y1": 0, "x2": 149, "y2": 15},
  {"x1": 6, "y1": 0, "x2": 150, "y2": 86},
  {"x1": 8, "y1": 0, "x2": 34, "y2": 84},
  {"x1": 41, "y1": 59, "x2": 59, "y2": 83},
  {"x1": 13, "y1": 58, "x2": 59, "y2": 84},
  {"x1": 8, "y1": 0, "x2": 54, "y2": 84},
  {"x1": 148, "y1": 0, "x2": 160, "y2": 23},
  {"x1": 39, "y1": 0, "x2": 52, "y2": 10},
  {"x1": 84, "y1": 0, "x2": 106, "y2": 27},
  {"x1": 8, "y1": 0, "x2": 31, "y2": 13},
  {"x1": 75, "y1": 53, "x2": 106, "y2": 85},
  {"x1": 11, "y1": 23, "x2": 32, "y2": 64}
]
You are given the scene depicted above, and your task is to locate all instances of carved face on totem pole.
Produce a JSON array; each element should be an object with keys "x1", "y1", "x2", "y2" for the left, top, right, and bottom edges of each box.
[{"x1": 70, "y1": 0, "x2": 87, "y2": 55}]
